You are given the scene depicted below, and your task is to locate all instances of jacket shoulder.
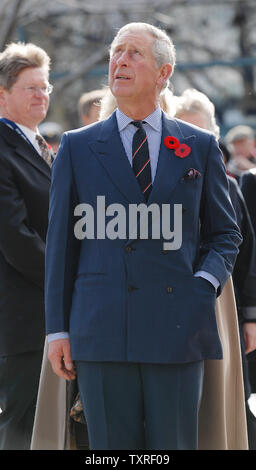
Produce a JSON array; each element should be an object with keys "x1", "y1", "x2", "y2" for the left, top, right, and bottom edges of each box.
[
  {"x1": 65, "y1": 113, "x2": 116, "y2": 144},
  {"x1": 67, "y1": 120, "x2": 104, "y2": 138},
  {"x1": 241, "y1": 168, "x2": 256, "y2": 182}
]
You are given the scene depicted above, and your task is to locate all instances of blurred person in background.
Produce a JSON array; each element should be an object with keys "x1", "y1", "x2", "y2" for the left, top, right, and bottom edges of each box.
[
  {"x1": 78, "y1": 88, "x2": 106, "y2": 126},
  {"x1": 174, "y1": 88, "x2": 256, "y2": 449},
  {"x1": 0, "y1": 42, "x2": 52, "y2": 449},
  {"x1": 240, "y1": 166, "x2": 256, "y2": 246},
  {"x1": 224, "y1": 125, "x2": 256, "y2": 182},
  {"x1": 174, "y1": 89, "x2": 220, "y2": 138},
  {"x1": 240, "y1": 164, "x2": 256, "y2": 412},
  {"x1": 39, "y1": 121, "x2": 63, "y2": 153}
]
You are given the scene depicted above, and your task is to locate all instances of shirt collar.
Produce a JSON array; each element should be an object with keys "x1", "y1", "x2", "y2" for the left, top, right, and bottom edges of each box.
[
  {"x1": 17, "y1": 123, "x2": 39, "y2": 143},
  {"x1": 116, "y1": 105, "x2": 162, "y2": 132}
]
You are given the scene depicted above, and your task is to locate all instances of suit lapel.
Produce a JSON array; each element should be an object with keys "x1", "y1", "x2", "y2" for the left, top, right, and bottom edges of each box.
[
  {"x1": 0, "y1": 122, "x2": 51, "y2": 181},
  {"x1": 88, "y1": 112, "x2": 197, "y2": 205},
  {"x1": 148, "y1": 114, "x2": 196, "y2": 205},
  {"x1": 88, "y1": 113, "x2": 145, "y2": 204}
]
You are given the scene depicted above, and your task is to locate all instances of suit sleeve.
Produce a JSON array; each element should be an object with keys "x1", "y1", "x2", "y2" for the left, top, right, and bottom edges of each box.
[
  {"x1": 0, "y1": 154, "x2": 45, "y2": 289},
  {"x1": 45, "y1": 133, "x2": 80, "y2": 334},
  {"x1": 197, "y1": 135, "x2": 242, "y2": 295}
]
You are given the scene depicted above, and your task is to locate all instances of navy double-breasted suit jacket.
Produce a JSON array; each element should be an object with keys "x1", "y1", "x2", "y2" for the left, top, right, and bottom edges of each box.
[{"x1": 45, "y1": 111, "x2": 242, "y2": 363}]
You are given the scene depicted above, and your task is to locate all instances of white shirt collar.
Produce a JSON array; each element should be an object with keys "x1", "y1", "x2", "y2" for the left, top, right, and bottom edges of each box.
[
  {"x1": 15, "y1": 122, "x2": 42, "y2": 153},
  {"x1": 16, "y1": 123, "x2": 39, "y2": 142}
]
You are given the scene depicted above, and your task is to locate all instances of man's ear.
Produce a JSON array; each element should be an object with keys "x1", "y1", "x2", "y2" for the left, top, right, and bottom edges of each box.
[
  {"x1": 157, "y1": 63, "x2": 173, "y2": 89},
  {"x1": 0, "y1": 86, "x2": 7, "y2": 107},
  {"x1": 82, "y1": 115, "x2": 90, "y2": 125}
]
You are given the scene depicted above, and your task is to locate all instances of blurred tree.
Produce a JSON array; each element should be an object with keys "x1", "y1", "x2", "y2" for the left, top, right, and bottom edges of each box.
[
  {"x1": 0, "y1": 0, "x2": 255, "y2": 130},
  {"x1": 0, "y1": 0, "x2": 24, "y2": 50},
  {"x1": 232, "y1": 0, "x2": 256, "y2": 113}
]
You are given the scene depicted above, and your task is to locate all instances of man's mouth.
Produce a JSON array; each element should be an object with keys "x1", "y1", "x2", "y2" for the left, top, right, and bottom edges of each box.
[{"x1": 115, "y1": 75, "x2": 131, "y2": 80}]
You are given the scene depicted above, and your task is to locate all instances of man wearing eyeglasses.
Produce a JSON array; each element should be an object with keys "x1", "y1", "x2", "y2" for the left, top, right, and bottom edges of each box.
[{"x1": 0, "y1": 42, "x2": 53, "y2": 449}]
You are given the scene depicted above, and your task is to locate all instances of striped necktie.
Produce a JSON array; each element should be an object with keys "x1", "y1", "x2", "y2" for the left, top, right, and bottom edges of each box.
[
  {"x1": 36, "y1": 134, "x2": 52, "y2": 167},
  {"x1": 132, "y1": 121, "x2": 152, "y2": 201}
]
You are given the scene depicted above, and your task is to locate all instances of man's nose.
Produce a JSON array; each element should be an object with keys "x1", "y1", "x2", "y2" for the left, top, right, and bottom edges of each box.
[{"x1": 116, "y1": 50, "x2": 129, "y2": 66}]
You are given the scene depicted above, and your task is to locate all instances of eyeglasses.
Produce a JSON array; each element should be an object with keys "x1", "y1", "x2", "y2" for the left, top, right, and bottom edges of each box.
[{"x1": 12, "y1": 83, "x2": 53, "y2": 95}]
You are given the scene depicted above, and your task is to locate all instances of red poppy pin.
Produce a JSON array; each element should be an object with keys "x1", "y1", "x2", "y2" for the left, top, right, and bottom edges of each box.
[{"x1": 164, "y1": 136, "x2": 191, "y2": 158}]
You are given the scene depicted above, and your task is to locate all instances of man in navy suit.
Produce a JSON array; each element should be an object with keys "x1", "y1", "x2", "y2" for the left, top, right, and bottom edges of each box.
[{"x1": 46, "y1": 22, "x2": 242, "y2": 450}]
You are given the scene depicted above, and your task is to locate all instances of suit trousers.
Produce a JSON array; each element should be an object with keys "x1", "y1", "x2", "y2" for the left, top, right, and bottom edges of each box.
[
  {"x1": 76, "y1": 360, "x2": 204, "y2": 450},
  {"x1": 0, "y1": 349, "x2": 43, "y2": 450}
]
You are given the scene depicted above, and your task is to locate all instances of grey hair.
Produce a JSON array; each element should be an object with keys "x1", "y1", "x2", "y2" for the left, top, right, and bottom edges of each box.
[
  {"x1": 174, "y1": 88, "x2": 220, "y2": 139},
  {"x1": 109, "y1": 22, "x2": 176, "y2": 91},
  {"x1": 0, "y1": 42, "x2": 50, "y2": 90}
]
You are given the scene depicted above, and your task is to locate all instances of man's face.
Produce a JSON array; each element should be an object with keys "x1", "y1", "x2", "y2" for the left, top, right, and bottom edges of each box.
[
  {"x1": 231, "y1": 138, "x2": 255, "y2": 159},
  {"x1": 109, "y1": 31, "x2": 165, "y2": 107},
  {"x1": 0, "y1": 67, "x2": 50, "y2": 131}
]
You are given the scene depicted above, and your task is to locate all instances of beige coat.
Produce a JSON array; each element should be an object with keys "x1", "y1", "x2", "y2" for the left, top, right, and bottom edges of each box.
[{"x1": 31, "y1": 277, "x2": 248, "y2": 450}]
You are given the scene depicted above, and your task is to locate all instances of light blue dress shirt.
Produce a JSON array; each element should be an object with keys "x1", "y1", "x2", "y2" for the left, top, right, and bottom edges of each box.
[
  {"x1": 116, "y1": 105, "x2": 162, "y2": 183},
  {"x1": 48, "y1": 107, "x2": 219, "y2": 343}
]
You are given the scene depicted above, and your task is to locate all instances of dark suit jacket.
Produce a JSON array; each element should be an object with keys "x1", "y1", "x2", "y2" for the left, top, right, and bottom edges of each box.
[
  {"x1": 45, "y1": 111, "x2": 242, "y2": 363},
  {"x1": 0, "y1": 121, "x2": 51, "y2": 356},
  {"x1": 240, "y1": 168, "x2": 256, "y2": 391},
  {"x1": 240, "y1": 169, "x2": 256, "y2": 235},
  {"x1": 227, "y1": 175, "x2": 256, "y2": 317}
]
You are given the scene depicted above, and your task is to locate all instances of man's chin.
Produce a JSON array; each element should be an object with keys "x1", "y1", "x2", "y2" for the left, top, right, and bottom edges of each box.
[
  {"x1": 111, "y1": 83, "x2": 134, "y2": 97},
  {"x1": 33, "y1": 110, "x2": 48, "y2": 123},
  {"x1": 112, "y1": 90, "x2": 135, "y2": 101}
]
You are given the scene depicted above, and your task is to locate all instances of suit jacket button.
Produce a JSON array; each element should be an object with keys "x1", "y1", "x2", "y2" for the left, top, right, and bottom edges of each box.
[
  {"x1": 126, "y1": 246, "x2": 132, "y2": 253},
  {"x1": 166, "y1": 286, "x2": 173, "y2": 293},
  {"x1": 128, "y1": 285, "x2": 136, "y2": 292}
]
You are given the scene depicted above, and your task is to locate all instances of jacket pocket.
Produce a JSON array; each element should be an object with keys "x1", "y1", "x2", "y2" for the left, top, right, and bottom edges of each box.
[{"x1": 77, "y1": 240, "x2": 105, "y2": 274}]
